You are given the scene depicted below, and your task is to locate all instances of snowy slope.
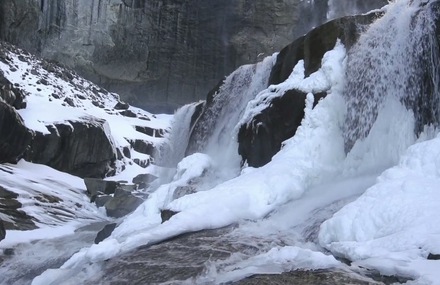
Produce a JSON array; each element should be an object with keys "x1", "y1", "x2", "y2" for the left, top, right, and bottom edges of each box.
[{"x1": 0, "y1": 43, "x2": 172, "y2": 245}]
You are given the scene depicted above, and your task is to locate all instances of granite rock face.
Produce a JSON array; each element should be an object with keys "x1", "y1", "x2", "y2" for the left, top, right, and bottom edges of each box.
[
  {"x1": 24, "y1": 119, "x2": 116, "y2": 178},
  {"x1": 237, "y1": 12, "x2": 383, "y2": 167},
  {"x1": 0, "y1": 101, "x2": 33, "y2": 164},
  {"x1": 0, "y1": 0, "x2": 388, "y2": 112}
]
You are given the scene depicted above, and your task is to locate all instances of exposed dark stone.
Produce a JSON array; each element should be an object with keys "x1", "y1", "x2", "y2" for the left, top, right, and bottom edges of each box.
[
  {"x1": 113, "y1": 185, "x2": 136, "y2": 197},
  {"x1": 0, "y1": 186, "x2": 36, "y2": 230},
  {"x1": 133, "y1": 158, "x2": 150, "y2": 168},
  {"x1": 0, "y1": 101, "x2": 33, "y2": 163},
  {"x1": 238, "y1": 90, "x2": 326, "y2": 167},
  {"x1": 0, "y1": 70, "x2": 26, "y2": 109},
  {"x1": 94, "y1": 223, "x2": 117, "y2": 244},
  {"x1": 84, "y1": 178, "x2": 120, "y2": 197},
  {"x1": 24, "y1": 119, "x2": 116, "y2": 178},
  {"x1": 269, "y1": 12, "x2": 383, "y2": 86},
  {"x1": 132, "y1": 173, "x2": 158, "y2": 185},
  {"x1": 3, "y1": 248, "x2": 14, "y2": 255},
  {"x1": 94, "y1": 195, "x2": 112, "y2": 208},
  {"x1": 128, "y1": 139, "x2": 154, "y2": 155},
  {"x1": 104, "y1": 194, "x2": 143, "y2": 218},
  {"x1": 122, "y1": 146, "x2": 131, "y2": 158},
  {"x1": 120, "y1": 110, "x2": 137, "y2": 118},
  {"x1": 0, "y1": 219, "x2": 5, "y2": 241},
  {"x1": 114, "y1": 101, "x2": 129, "y2": 110},
  {"x1": 135, "y1": 125, "x2": 154, "y2": 137},
  {"x1": 190, "y1": 101, "x2": 206, "y2": 131},
  {"x1": 64, "y1": 97, "x2": 75, "y2": 106},
  {"x1": 161, "y1": 209, "x2": 178, "y2": 223},
  {"x1": 428, "y1": 253, "x2": 440, "y2": 260}
]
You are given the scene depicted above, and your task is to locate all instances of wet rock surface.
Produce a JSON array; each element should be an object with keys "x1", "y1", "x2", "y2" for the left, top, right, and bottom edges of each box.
[{"x1": 95, "y1": 223, "x2": 117, "y2": 244}]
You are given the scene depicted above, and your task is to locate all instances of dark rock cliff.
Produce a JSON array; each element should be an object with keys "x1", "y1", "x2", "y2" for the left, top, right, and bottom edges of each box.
[
  {"x1": 0, "y1": 0, "x2": 387, "y2": 113},
  {"x1": 237, "y1": 12, "x2": 383, "y2": 167}
]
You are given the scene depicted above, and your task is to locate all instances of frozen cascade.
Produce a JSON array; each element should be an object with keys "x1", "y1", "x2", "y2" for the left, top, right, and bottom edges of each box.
[
  {"x1": 343, "y1": 0, "x2": 440, "y2": 151},
  {"x1": 187, "y1": 54, "x2": 276, "y2": 174}
]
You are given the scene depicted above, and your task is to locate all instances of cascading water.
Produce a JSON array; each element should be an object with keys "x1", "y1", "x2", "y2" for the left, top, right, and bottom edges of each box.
[
  {"x1": 156, "y1": 103, "x2": 198, "y2": 168},
  {"x1": 343, "y1": 0, "x2": 440, "y2": 152},
  {"x1": 186, "y1": 54, "x2": 276, "y2": 174}
]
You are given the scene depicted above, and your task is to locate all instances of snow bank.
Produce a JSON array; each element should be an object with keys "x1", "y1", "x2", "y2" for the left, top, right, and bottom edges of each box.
[{"x1": 319, "y1": 134, "x2": 440, "y2": 282}]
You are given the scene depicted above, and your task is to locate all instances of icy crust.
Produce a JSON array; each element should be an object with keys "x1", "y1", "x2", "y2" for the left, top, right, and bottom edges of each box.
[
  {"x1": 0, "y1": 160, "x2": 108, "y2": 248},
  {"x1": 319, "y1": 135, "x2": 440, "y2": 282},
  {"x1": 0, "y1": 45, "x2": 172, "y2": 175},
  {"x1": 201, "y1": 246, "x2": 340, "y2": 284},
  {"x1": 238, "y1": 40, "x2": 346, "y2": 130}
]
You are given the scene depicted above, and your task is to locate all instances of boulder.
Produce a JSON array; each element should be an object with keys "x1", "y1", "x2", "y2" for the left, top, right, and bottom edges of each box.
[
  {"x1": 24, "y1": 119, "x2": 116, "y2": 178},
  {"x1": 84, "y1": 178, "x2": 120, "y2": 197},
  {"x1": 0, "y1": 101, "x2": 33, "y2": 163},
  {"x1": 94, "y1": 195, "x2": 112, "y2": 208},
  {"x1": 161, "y1": 210, "x2": 178, "y2": 223},
  {"x1": 0, "y1": 219, "x2": 5, "y2": 241},
  {"x1": 94, "y1": 223, "x2": 117, "y2": 244},
  {"x1": 127, "y1": 139, "x2": 155, "y2": 155},
  {"x1": 0, "y1": 70, "x2": 26, "y2": 109},
  {"x1": 132, "y1": 173, "x2": 158, "y2": 187},
  {"x1": 104, "y1": 194, "x2": 143, "y2": 218},
  {"x1": 238, "y1": 90, "x2": 326, "y2": 167},
  {"x1": 428, "y1": 253, "x2": 440, "y2": 260}
]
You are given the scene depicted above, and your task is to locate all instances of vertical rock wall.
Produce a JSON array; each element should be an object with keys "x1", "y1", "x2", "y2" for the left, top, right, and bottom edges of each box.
[{"x1": 0, "y1": 0, "x2": 386, "y2": 112}]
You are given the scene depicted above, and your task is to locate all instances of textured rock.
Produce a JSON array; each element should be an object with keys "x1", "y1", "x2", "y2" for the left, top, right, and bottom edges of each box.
[
  {"x1": 237, "y1": 12, "x2": 382, "y2": 167},
  {"x1": 132, "y1": 173, "x2": 158, "y2": 187},
  {"x1": 0, "y1": 101, "x2": 33, "y2": 163},
  {"x1": 0, "y1": 219, "x2": 5, "y2": 241},
  {"x1": 0, "y1": 185, "x2": 36, "y2": 230},
  {"x1": 84, "y1": 178, "x2": 120, "y2": 197},
  {"x1": 104, "y1": 194, "x2": 143, "y2": 218},
  {"x1": 94, "y1": 223, "x2": 117, "y2": 244},
  {"x1": 269, "y1": 12, "x2": 383, "y2": 86},
  {"x1": 238, "y1": 90, "x2": 326, "y2": 167},
  {"x1": 0, "y1": 1, "x2": 300, "y2": 112},
  {"x1": 24, "y1": 119, "x2": 116, "y2": 178}
]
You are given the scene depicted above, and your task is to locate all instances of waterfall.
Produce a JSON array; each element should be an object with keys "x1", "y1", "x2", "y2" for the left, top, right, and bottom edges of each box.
[
  {"x1": 186, "y1": 54, "x2": 277, "y2": 173},
  {"x1": 343, "y1": 0, "x2": 440, "y2": 152},
  {"x1": 156, "y1": 103, "x2": 198, "y2": 168}
]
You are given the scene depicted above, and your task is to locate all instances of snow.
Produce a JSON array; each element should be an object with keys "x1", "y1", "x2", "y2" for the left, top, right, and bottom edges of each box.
[
  {"x1": 319, "y1": 134, "x2": 440, "y2": 283},
  {"x1": 31, "y1": 42, "x2": 349, "y2": 285},
  {"x1": 2, "y1": 2, "x2": 440, "y2": 283},
  {"x1": 201, "y1": 246, "x2": 340, "y2": 284},
  {"x1": 0, "y1": 46, "x2": 172, "y2": 178}
]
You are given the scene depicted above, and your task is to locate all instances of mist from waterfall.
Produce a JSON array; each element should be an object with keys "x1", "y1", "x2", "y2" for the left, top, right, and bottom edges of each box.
[{"x1": 343, "y1": 0, "x2": 440, "y2": 152}]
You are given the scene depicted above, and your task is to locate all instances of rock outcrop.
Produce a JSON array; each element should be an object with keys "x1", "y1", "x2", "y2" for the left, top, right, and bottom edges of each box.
[
  {"x1": 0, "y1": 101, "x2": 33, "y2": 164},
  {"x1": 237, "y1": 12, "x2": 383, "y2": 167},
  {"x1": 0, "y1": 0, "x2": 388, "y2": 112},
  {"x1": 0, "y1": 219, "x2": 5, "y2": 241},
  {"x1": 24, "y1": 119, "x2": 116, "y2": 178},
  {"x1": 94, "y1": 223, "x2": 117, "y2": 244}
]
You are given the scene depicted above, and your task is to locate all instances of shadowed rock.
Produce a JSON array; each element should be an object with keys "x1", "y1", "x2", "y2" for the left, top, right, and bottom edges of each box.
[
  {"x1": 24, "y1": 119, "x2": 116, "y2": 178},
  {"x1": 0, "y1": 101, "x2": 33, "y2": 164},
  {"x1": 94, "y1": 223, "x2": 117, "y2": 244}
]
